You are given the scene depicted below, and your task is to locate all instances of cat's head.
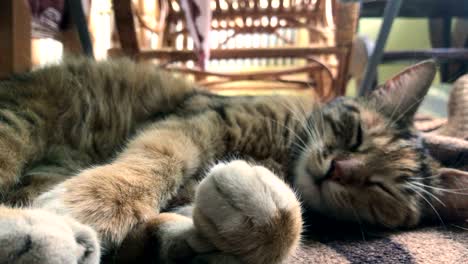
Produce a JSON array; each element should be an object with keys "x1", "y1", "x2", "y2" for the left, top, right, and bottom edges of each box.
[{"x1": 293, "y1": 61, "x2": 468, "y2": 228}]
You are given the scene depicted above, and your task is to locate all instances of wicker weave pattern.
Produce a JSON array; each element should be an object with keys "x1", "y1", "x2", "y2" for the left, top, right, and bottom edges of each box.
[{"x1": 110, "y1": 0, "x2": 360, "y2": 100}]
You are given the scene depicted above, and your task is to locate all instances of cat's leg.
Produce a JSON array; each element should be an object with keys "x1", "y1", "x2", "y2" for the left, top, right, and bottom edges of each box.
[
  {"x1": 0, "y1": 205, "x2": 100, "y2": 264},
  {"x1": 117, "y1": 160, "x2": 302, "y2": 264},
  {"x1": 33, "y1": 114, "x2": 222, "y2": 250}
]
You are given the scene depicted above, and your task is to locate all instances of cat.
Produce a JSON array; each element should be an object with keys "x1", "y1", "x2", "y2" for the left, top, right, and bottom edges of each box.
[{"x1": 0, "y1": 57, "x2": 466, "y2": 264}]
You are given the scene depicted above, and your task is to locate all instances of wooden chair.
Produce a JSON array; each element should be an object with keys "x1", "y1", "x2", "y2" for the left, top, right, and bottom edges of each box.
[{"x1": 110, "y1": 0, "x2": 359, "y2": 100}]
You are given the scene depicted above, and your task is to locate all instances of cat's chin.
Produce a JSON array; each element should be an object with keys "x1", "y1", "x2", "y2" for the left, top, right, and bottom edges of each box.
[
  {"x1": 294, "y1": 173, "x2": 354, "y2": 221},
  {"x1": 292, "y1": 170, "x2": 325, "y2": 213}
]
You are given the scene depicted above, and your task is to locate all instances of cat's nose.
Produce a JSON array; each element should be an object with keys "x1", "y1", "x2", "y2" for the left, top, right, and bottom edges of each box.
[{"x1": 329, "y1": 158, "x2": 363, "y2": 184}]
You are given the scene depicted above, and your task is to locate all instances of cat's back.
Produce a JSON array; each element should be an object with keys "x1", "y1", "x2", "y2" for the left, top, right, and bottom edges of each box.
[
  {"x1": 178, "y1": 91, "x2": 315, "y2": 117},
  {"x1": 172, "y1": 92, "x2": 316, "y2": 162},
  {"x1": 1, "y1": 57, "x2": 197, "y2": 116},
  {"x1": 0, "y1": 58, "x2": 198, "y2": 155}
]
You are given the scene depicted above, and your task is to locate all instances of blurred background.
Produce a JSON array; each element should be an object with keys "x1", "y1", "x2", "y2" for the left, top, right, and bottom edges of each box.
[{"x1": 1, "y1": 0, "x2": 467, "y2": 117}]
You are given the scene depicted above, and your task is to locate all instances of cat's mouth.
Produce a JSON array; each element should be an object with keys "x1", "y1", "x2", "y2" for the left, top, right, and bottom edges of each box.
[{"x1": 314, "y1": 159, "x2": 339, "y2": 186}]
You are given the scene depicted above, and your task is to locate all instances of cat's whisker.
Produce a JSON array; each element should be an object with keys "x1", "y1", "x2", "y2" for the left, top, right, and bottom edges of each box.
[
  {"x1": 410, "y1": 174, "x2": 441, "y2": 181},
  {"x1": 299, "y1": 113, "x2": 315, "y2": 139},
  {"x1": 335, "y1": 190, "x2": 347, "y2": 207},
  {"x1": 450, "y1": 224, "x2": 468, "y2": 231},
  {"x1": 410, "y1": 186, "x2": 446, "y2": 227},
  {"x1": 306, "y1": 115, "x2": 324, "y2": 145},
  {"x1": 267, "y1": 118, "x2": 311, "y2": 155},
  {"x1": 292, "y1": 143, "x2": 310, "y2": 156},
  {"x1": 343, "y1": 193, "x2": 366, "y2": 241},
  {"x1": 278, "y1": 100, "x2": 308, "y2": 124},
  {"x1": 326, "y1": 184, "x2": 344, "y2": 208},
  {"x1": 305, "y1": 122, "x2": 319, "y2": 142},
  {"x1": 267, "y1": 118, "x2": 304, "y2": 144},
  {"x1": 300, "y1": 106, "x2": 323, "y2": 139},
  {"x1": 276, "y1": 100, "x2": 321, "y2": 145},
  {"x1": 382, "y1": 91, "x2": 422, "y2": 129},
  {"x1": 406, "y1": 183, "x2": 446, "y2": 207},
  {"x1": 315, "y1": 106, "x2": 327, "y2": 139},
  {"x1": 412, "y1": 181, "x2": 468, "y2": 195}
]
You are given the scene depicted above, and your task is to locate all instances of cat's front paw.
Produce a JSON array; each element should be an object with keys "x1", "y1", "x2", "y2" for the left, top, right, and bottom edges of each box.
[
  {"x1": 33, "y1": 165, "x2": 155, "y2": 248},
  {"x1": 193, "y1": 160, "x2": 303, "y2": 264},
  {"x1": 0, "y1": 206, "x2": 99, "y2": 264}
]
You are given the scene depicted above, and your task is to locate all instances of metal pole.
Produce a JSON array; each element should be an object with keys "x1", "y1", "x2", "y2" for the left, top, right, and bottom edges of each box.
[{"x1": 358, "y1": 0, "x2": 402, "y2": 96}]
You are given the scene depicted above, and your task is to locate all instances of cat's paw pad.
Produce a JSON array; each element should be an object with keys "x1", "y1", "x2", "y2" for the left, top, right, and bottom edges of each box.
[
  {"x1": 193, "y1": 160, "x2": 302, "y2": 264},
  {"x1": 0, "y1": 207, "x2": 99, "y2": 264}
]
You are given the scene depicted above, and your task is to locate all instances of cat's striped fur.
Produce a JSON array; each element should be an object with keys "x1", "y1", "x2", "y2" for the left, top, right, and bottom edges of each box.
[{"x1": 0, "y1": 58, "x2": 466, "y2": 264}]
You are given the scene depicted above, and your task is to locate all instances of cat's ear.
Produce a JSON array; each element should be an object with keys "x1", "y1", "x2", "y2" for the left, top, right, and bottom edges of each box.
[
  {"x1": 431, "y1": 168, "x2": 468, "y2": 222},
  {"x1": 369, "y1": 60, "x2": 437, "y2": 124}
]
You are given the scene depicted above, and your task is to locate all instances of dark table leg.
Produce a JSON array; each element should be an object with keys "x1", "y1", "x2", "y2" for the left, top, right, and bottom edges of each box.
[
  {"x1": 441, "y1": 16, "x2": 452, "y2": 82},
  {"x1": 66, "y1": 0, "x2": 94, "y2": 58}
]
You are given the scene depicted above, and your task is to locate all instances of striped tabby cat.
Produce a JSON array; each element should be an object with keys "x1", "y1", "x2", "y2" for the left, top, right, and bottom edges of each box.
[{"x1": 0, "y1": 58, "x2": 466, "y2": 264}]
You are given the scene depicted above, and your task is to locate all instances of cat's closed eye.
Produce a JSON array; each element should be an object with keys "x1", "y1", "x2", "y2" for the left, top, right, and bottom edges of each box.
[{"x1": 349, "y1": 123, "x2": 363, "y2": 152}]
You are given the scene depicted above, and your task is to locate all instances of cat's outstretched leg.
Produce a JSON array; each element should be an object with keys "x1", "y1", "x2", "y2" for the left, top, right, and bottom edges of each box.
[
  {"x1": 33, "y1": 113, "x2": 222, "y2": 250},
  {"x1": 0, "y1": 206, "x2": 99, "y2": 264}
]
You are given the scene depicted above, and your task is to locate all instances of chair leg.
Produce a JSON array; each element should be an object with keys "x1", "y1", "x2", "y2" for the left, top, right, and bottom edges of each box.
[
  {"x1": 0, "y1": 0, "x2": 31, "y2": 78},
  {"x1": 440, "y1": 16, "x2": 452, "y2": 82},
  {"x1": 112, "y1": 0, "x2": 140, "y2": 58},
  {"x1": 358, "y1": 0, "x2": 403, "y2": 96}
]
